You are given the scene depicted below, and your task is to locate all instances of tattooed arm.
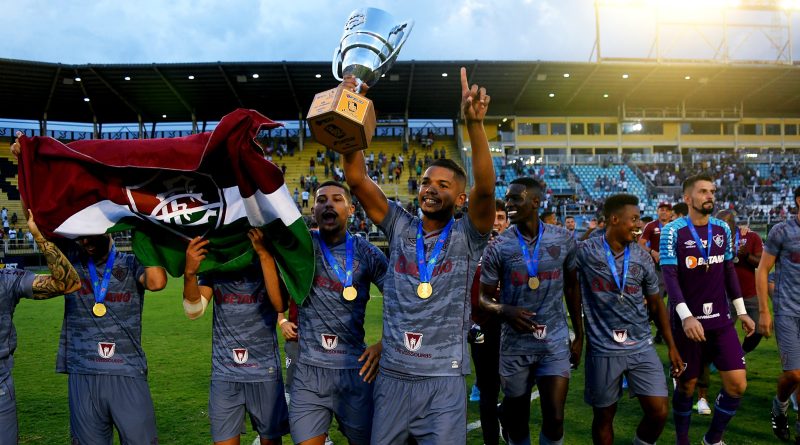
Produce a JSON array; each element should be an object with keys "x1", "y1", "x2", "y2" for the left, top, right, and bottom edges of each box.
[{"x1": 28, "y1": 212, "x2": 81, "y2": 299}]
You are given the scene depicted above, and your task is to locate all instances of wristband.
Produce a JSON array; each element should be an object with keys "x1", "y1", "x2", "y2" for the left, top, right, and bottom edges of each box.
[
  {"x1": 279, "y1": 318, "x2": 289, "y2": 326},
  {"x1": 183, "y1": 295, "x2": 209, "y2": 318},
  {"x1": 732, "y1": 297, "x2": 747, "y2": 316},
  {"x1": 675, "y1": 303, "x2": 693, "y2": 321}
]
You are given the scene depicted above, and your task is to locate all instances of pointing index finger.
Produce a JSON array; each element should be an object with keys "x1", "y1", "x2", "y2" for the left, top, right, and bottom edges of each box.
[{"x1": 460, "y1": 67, "x2": 468, "y2": 95}]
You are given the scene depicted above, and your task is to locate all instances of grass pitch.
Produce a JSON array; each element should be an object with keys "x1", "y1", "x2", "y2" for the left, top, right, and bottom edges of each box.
[{"x1": 12, "y1": 278, "x2": 787, "y2": 444}]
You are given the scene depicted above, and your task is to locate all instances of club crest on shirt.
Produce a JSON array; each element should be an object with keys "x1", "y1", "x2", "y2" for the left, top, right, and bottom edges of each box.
[
  {"x1": 703, "y1": 303, "x2": 713, "y2": 316},
  {"x1": 232, "y1": 348, "x2": 249, "y2": 364},
  {"x1": 97, "y1": 342, "x2": 116, "y2": 359},
  {"x1": 321, "y1": 334, "x2": 339, "y2": 350},
  {"x1": 532, "y1": 323, "x2": 547, "y2": 340},
  {"x1": 111, "y1": 266, "x2": 127, "y2": 282},
  {"x1": 613, "y1": 329, "x2": 628, "y2": 343},
  {"x1": 713, "y1": 233, "x2": 725, "y2": 248},
  {"x1": 404, "y1": 332, "x2": 423, "y2": 351},
  {"x1": 628, "y1": 264, "x2": 641, "y2": 278},
  {"x1": 547, "y1": 245, "x2": 561, "y2": 259}
]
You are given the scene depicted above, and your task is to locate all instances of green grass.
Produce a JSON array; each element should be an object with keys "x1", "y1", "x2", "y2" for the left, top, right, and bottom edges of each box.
[{"x1": 12, "y1": 278, "x2": 787, "y2": 444}]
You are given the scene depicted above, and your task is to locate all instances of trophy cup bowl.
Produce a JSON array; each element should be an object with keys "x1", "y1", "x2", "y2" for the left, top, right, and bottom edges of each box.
[{"x1": 307, "y1": 8, "x2": 414, "y2": 154}]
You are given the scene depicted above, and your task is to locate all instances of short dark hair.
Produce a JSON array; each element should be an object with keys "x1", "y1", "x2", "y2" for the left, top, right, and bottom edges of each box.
[
  {"x1": 682, "y1": 173, "x2": 715, "y2": 193},
  {"x1": 316, "y1": 180, "x2": 352, "y2": 202},
  {"x1": 540, "y1": 211, "x2": 554, "y2": 219},
  {"x1": 564, "y1": 215, "x2": 575, "y2": 221},
  {"x1": 672, "y1": 202, "x2": 688, "y2": 217},
  {"x1": 495, "y1": 199, "x2": 506, "y2": 212},
  {"x1": 428, "y1": 158, "x2": 467, "y2": 185},
  {"x1": 509, "y1": 176, "x2": 544, "y2": 198},
  {"x1": 603, "y1": 194, "x2": 639, "y2": 219}
]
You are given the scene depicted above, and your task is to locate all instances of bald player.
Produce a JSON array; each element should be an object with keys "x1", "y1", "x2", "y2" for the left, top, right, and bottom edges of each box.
[{"x1": 341, "y1": 68, "x2": 495, "y2": 444}]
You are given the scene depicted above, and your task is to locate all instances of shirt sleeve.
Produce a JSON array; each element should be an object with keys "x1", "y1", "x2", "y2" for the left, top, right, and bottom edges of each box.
[
  {"x1": 377, "y1": 201, "x2": 410, "y2": 243},
  {"x1": 14, "y1": 270, "x2": 36, "y2": 301},
  {"x1": 479, "y1": 240, "x2": 501, "y2": 287},
  {"x1": 659, "y1": 222, "x2": 679, "y2": 267},
  {"x1": 462, "y1": 214, "x2": 491, "y2": 260},
  {"x1": 764, "y1": 223, "x2": 784, "y2": 257},
  {"x1": 367, "y1": 243, "x2": 389, "y2": 293},
  {"x1": 641, "y1": 221, "x2": 655, "y2": 248},
  {"x1": 724, "y1": 260, "x2": 743, "y2": 301},
  {"x1": 722, "y1": 223, "x2": 734, "y2": 262}
]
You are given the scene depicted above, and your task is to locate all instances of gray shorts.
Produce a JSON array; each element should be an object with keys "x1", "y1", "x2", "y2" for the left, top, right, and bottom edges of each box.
[
  {"x1": 775, "y1": 315, "x2": 800, "y2": 371},
  {"x1": 371, "y1": 370, "x2": 466, "y2": 445},
  {"x1": 209, "y1": 379, "x2": 289, "y2": 442},
  {"x1": 0, "y1": 376, "x2": 17, "y2": 445},
  {"x1": 500, "y1": 349, "x2": 571, "y2": 398},
  {"x1": 584, "y1": 347, "x2": 668, "y2": 408},
  {"x1": 68, "y1": 373, "x2": 157, "y2": 445},
  {"x1": 289, "y1": 362, "x2": 374, "y2": 444}
]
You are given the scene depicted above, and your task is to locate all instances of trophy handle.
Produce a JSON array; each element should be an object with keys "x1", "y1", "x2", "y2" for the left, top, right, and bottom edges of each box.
[
  {"x1": 373, "y1": 20, "x2": 414, "y2": 75},
  {"x1": 332, "y1": 46, "x2": 344, "y2": 81}
]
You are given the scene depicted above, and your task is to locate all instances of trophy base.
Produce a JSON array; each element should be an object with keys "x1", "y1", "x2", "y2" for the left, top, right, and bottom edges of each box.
[{"x1": 307, "y1": 85, "x2": 376, "y2": 154}]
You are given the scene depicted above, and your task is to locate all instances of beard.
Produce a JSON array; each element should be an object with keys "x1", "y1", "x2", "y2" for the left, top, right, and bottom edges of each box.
[
  {"x1": 421, "y1": 205, "x2": 455, "y2": 222},
  {"x1": 693, "y1": 201, "x2": 714, "y2": 216}
]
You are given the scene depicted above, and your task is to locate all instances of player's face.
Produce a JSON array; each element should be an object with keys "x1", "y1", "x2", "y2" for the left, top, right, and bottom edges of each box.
[
  {"x1": 685, "y1": 180, "x2": 716, "y2": 216},
  {"x1": 313, "y1": 185, "x2": 353, "y2": 235},
  {"x1": 419, "y1": 166, "x2": 466, "y2": 221},
  {"x1": 657, "y1": 206, "x2": 671, "y2": 222},
  {"x1": 493, "y1": 210, "x2": 509, "y2": 234},
  {"x1": 78, "y1": 235, "x2": 111, "y2": 259},
  {"x1": 565, "y1": 218, "x2": 576, "y2": 231},
  {"x1": 504, "y1": 184, "x2": 539, "y2": 225},
  {"x1": 542, "y1": 214, "x2": 556, "y2": 225},
  {"x1": 609, "y1": 205, "x2": 641, "y2": 244}
]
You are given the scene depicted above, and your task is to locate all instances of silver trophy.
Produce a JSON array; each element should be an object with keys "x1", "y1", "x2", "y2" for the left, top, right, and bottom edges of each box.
[
  {"x1": 308, "y1": 7, "x2": 414, "y2": 153},
  {"x1": 332, "y1": 8, "x2": 414, "y2": 92}
]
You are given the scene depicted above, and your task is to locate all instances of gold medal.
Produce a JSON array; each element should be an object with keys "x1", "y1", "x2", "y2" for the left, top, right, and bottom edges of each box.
[
  {"x1": 733, "y1": 257, "x2": 739, "y2": 264},
  {"x1": 417, "y1": 282, "x2": 433, "y2": 299},
  {"x1": 342, "y1": 286, "x2": 357, "y2": 301},
  {"x1": 528, "y1": 276, "x2": 540, "y2": 290},
  {"x1": 92, "y1": 303, "x2": 107, "y2": 317}
]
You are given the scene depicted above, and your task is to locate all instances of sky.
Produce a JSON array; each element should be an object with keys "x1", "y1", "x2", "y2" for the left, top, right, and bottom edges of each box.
[{"x1": 4, "y1": 0, "x2": 799, "y2": 65}]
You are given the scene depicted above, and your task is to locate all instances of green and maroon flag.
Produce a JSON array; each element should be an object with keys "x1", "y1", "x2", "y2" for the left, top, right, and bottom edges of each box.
[{"x1": 17, "y1": 108, "x2": 313, "y2": 304}]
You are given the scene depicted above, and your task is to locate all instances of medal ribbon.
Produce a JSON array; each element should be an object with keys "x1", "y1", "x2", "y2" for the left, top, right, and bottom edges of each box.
[
  {"x1": 515, "y1": 223, "x2": 544, "y2": 281},
  {"x1": 602, "y1": 235, "x2": 630, "y2": 298},
  {"x1": 685, "y1": 217, "x2": 712, "y2": 266},
  {"x1": 416, "y1": 219, "x2": 454, "y2": 283},
  {"x1": 734, "y1": 230, "x2": 740, "y2": 252},
  {"x1": 87, "y1": 244, "x2": 116, "y2": 307},
  {"x1": 314, "y1": 231, "x2": 353, "y2": 288}
]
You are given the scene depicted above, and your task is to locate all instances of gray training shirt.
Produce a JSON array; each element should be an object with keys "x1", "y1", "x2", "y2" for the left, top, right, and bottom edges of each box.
[
  {"x1": 298, "y1": 232, "x2": 388, "y2": 369},
  {"x1": 764, "y1": 217, "x2": 800, "y2": 317},
  {"x1": 480, "y1": 224, "x2": 576, "y2": 355},
  {"x1": 577, "y1": 236, "x2": 660, "y2": 356},
  {"x1": 57, "y1": 252, "x2": 149, "y2": 378},
  {"x1": 199, "y1": 264, "x2": 281, "y2": 382},
  {"x1": 0, "y1": 268, "x2": 35, "y2": 383},
  {"x1": 378, "y1": 201, "x2": 489, "y2": 377}
]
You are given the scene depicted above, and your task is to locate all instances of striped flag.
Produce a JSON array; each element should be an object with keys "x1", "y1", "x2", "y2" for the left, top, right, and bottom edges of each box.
[{"x1": 17, "y1": 108, "x2": 313, "y2": 304}]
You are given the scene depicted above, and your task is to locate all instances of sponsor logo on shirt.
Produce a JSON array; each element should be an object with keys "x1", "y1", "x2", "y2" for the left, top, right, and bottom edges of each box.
[
  {"x1": 685, "y1": 254, "x2": 725, "y2": 269},
  {"x1": 532, "y1": 323, "x2": 547, "y2": 340},
  {"x1": 612, "y1": 329, "x2": 628, "y2": 343},
  {"x1": 684, "y1": 240, "x2": 697, "y2": 248},
  {"x1": 232, "y1": 348, "x2": 249, "y2": 364},
  {"x1": 511, "y1": 269, "x2": 562, "y2": 287},
  {"x1": 321, "y1": 334, "x2": 339, "y2": 350},
  {"x1": 713, "y1": 233, "x2": 725, "y2": 248},
  {"x1": 403, "y1": 332, "x2": 423, "y2": 351},
  {"x1": 214, "y1": 291, "x2": 265, "y2": 305},
  {"x1": 697, "y1": 302, "x2": 720, "y2": 320},
  {"x1": 98, "y1": 342, "x2": 116, "y2": 359},
  {"x1": 394, "y1": 255, "x2": 453, "y2": 279}
]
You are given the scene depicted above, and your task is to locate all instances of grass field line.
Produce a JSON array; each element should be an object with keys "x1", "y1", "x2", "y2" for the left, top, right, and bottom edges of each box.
[{"x1": 466, "y1": 390, "x2": 540, "y2": 433}]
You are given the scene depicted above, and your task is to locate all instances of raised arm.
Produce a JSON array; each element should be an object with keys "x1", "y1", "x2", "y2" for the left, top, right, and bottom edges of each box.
[
  {"x1": 182, "y1": 237, "x2": 212, "y2": 319},
  {"x1": 461, "y1": 67, "x2": 495, "y2": 234},
  {"x1": 28, "y1": 212, "x2": 81, "y2": 299},
  {"x1": 340, "y1": 75, "x2": 389, "y2": 225},
  {"x1": 249, "y1": 228, "x2": 289, "y2": 313}
]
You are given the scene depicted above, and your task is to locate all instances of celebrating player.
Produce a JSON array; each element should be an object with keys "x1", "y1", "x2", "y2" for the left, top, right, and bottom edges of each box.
[
  {"x1": 479, "y1": 177, "x2": 582, "y2": 445},
  {"x1": 183, "y1": 230, "x2": 289, "y2": 445},
  {"x1": 0, "y1": 212, "x2": 80, "y2": 443},
  {"x1": 578, "y1": 194, "x2": 683, "y2": 445},
  {"x1": 289, "y1": 181, "x2": 388, "y2": 445},
  {"x1": 756, "y1": 186, "x2": 800, "y2": 442},
  {"x1": 341, "y1": 67, "x2": 495, "y2": 444},
  {"x1": 660, "y1": 173, "x2": 755, "y2": 445}
]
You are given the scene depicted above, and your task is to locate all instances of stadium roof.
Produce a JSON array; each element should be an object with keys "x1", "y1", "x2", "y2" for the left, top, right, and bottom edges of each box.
[{"x1": 1, "y1": 58, "x2": 799, "y2": 125}]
